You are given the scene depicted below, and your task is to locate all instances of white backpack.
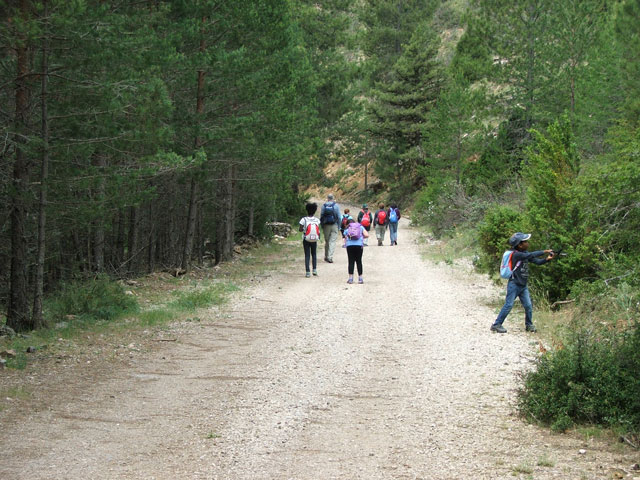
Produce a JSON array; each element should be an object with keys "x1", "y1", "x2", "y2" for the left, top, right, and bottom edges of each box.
[{"x1": 304, "y1": 219, "x2": 319, "y2": 242}]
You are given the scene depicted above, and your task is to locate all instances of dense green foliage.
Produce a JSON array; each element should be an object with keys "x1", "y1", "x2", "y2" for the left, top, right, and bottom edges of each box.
[
  {"x1": 519, "y1": 320, "x2": 640, "y2": 435},
  {"x1": 0, "y1": 0, "x2": 356, "y2": 331}
]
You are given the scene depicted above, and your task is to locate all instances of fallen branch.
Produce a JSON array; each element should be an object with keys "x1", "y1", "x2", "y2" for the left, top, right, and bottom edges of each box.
[
  {"x1": 550, "y1": 299, "x2": 576, "y2": 309},
  {"x1": 621, "y1": 435, "x2": 639, "y2": 449}
]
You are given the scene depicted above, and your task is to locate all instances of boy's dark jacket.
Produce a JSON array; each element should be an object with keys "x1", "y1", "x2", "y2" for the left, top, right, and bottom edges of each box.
[{"x1": 511, "y1": 250, "x2": 549, "y2": 286}]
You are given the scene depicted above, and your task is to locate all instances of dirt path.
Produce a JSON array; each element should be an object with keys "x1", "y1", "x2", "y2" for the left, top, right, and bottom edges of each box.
[{"x1": 1, "y1": 220, "x2": 637, "y2": 479}]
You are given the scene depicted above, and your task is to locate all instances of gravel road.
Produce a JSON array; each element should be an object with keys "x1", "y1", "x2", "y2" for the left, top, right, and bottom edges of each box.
[{"x1": 1, "y1": 218, "x2": 637, "y2": 479}]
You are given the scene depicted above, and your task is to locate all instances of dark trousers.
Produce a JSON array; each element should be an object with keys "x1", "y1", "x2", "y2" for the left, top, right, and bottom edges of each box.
[
  {"x1": 303, "y1": 240, "x2": 317, "y2": 272},
  {"x1": 346, "y1": 245, "x2": 363, "y2": 275}
]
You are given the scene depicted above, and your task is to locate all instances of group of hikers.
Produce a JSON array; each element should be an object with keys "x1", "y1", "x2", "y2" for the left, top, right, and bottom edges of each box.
[
  {"x1": 299, "y1": 195, "x2": 558, "y2": 334},
  {"x1": 298, "y1": 194, "x2": 401, "y2": 284}
]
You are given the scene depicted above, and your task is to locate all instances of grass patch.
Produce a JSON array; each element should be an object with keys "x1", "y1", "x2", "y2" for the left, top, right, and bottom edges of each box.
[
  {"x1": 168, "y1": 283, "x2": 238, "y2": 311},
  {"x1": 511, "y1": 463, "x2": 534, "y2": 475},
  {"x1": 3, "y1": 386, "x2": 31, "y2": 400},
  {"x1": 138, "y1": 309, "x2": 176, "y2": 327},
  {"x1": 536, "y1": 455, "x2": 555, "y2": 467}
]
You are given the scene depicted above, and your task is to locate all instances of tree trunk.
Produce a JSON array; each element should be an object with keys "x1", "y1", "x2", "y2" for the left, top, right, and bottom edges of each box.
[
  {"x1": 216, "y1": 164, "x2": 236, "y2": 263},
  {"x1": 115, "y1": 209, "x2": 126, "y2": 272},
  {"x1": 93, "y1": 155, "x2": 106, "y2": 272},
  {"x1": 182, "y1": 178, "x2": 198, "y2": 270},
  {"x1": 248, "y1": 201, "x2": 255, "y2": 236},
  {"x1": 364, "y1": 161, "x2": 369, "y2": 191},
  {"x1": 8, "y1": 0, "x2": 33, "y2": 332},
  {"x1": 33, "y1": 0, "x2": 49, "y2": 329},
  {"x1": 147, "y1": 201, "x2": 156, "y2": 272},
  {"x1": 127, "y1": 205, "x2": 139, "y2": 274},
  {"x1": 181, "y1": 20, "x2": 206, "y2": 271}
]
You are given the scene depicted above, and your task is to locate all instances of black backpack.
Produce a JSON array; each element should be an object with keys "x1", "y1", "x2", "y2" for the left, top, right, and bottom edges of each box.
[{"x1": 321, "y1": 202, "x2": 336, "y2": 225}]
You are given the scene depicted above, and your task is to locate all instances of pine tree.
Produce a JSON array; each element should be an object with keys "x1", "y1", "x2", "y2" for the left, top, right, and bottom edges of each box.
[{"x1": 368, "y1": 23, "x2": 443, "y2": 192}]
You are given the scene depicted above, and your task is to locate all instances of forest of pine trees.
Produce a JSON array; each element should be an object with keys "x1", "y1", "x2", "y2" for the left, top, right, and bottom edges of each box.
[{"x1": 2, "y1": 0, "x2": 639, "y2": 335}]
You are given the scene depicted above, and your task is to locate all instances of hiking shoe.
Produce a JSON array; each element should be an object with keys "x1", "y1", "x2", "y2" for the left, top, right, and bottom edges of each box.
[
  {"x1": 525, "y1": 324, "x2": 537, "y2": 333},
  {"x1": 312, "y1": 269, "x2": 318, "y2": 276},
  {"x1": 490, "y1": 325, "x2": 507, "y2": 333},
  {"x1": 358, "y1": 277, "x2": 364, "y2": 284},
  {"x1": 305, "y1": 272, "x2": 311, "y2": 278},
  {"x1": 325, "y1": 258, "x2": 333, "y2": 263},
  {"x1": 347, "y1": 278, "x2": 353, "y2": 284}
]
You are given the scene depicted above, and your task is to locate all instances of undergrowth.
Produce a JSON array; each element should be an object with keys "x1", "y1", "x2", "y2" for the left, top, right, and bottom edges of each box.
[{"x1": 0, "y1": 239, "x2": 289, "y2": 370}]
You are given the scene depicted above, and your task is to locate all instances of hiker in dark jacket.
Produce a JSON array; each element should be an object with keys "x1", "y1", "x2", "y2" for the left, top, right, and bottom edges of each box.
[{"x1": 490, "y1": 232, "x2": 555, "y2": 334}]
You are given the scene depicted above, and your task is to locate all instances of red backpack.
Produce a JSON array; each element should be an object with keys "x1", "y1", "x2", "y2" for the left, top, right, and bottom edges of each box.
[
  {"x1": 360, "y1": 211, "x2": 371, "y2": 228},
  {"x1": 377, "y1": 210, "x2": 387, "y2": 224}
]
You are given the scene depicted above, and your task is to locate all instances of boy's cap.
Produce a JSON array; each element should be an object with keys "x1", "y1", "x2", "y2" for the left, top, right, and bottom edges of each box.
[
  {"x1": 509, "y1": 232, "x2": 531, "y2": 247},
  {"x1": 362, "y1": 204, "x2": 368, "y2": 208}
]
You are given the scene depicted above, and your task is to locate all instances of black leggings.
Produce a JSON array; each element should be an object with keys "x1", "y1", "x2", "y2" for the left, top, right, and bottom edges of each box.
[
  {"x1": 303, "y1": 240, "x2": 317, "y2": 272},
  {"x1": 346, "y1": 245, "x2": 363, "y2": 275}
]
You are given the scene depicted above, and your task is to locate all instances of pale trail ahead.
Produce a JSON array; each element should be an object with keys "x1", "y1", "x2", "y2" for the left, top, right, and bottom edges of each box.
[{"x1": 1, "y1": 219, "x2": 636, "y2": 479}]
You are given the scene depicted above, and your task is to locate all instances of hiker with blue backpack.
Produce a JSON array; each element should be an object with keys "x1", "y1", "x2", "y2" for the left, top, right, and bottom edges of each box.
[
  {"x1": 343, "y1": 218, "x2": 369, "y2": 284},
  {"x1": 490, "y1": 232, "x2": 555, "y2": 334},
  {"x1": 320, "y1": 193, "x2": 341, "y2": 263},
  {"x1": 387, "y1": 203, "x2": 401, "y2": 246},
  {"x1": 299, "y1": 202, "x2": 321, "y2": 278}
]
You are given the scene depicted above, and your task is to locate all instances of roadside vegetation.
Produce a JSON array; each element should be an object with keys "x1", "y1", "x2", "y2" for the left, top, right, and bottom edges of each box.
[{"x1": 0, "y1": 239, "x2": 293, "y2": 371}]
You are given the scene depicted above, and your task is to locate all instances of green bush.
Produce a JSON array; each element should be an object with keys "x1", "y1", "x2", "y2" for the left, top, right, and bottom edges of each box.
[
  {"x1": 518, "y1": 321, "x2": 640, "y2": 435},
  {"x1": 46, "y1": 274, "x2": 139, "y2": 324},
  {"x1": 476, "y1": 204, "x2": 524, "y2": 274}
]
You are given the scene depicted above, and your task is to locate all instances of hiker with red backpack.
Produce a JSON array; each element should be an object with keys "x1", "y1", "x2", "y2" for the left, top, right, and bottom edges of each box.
[
  {"x1": 357, "y1": 204, "x2": 373, "y2": 246},
  {"x1": 299, "y1": 202, "x2": 321, "y2": 278},
  {"x1": 343, "y1": 218, "x2": 368, "y2": 284},
  {"x1": 490, "y1": 232, "x2": 555, "y2": 333},
  {"x1": 373, "y1": 203, "x2": 388, "y2": 246},
  {"x1": 387, "y1": 203, "x2": 401, "y2": 246}
]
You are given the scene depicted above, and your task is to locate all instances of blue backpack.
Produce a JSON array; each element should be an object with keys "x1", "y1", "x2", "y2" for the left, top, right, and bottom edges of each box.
[
  {"x1": 500, "y1": 250, "x2": 521, "y2": 279},
  {"x1": 389, "y1": 208, "x2": 398, "y2": 223},
  {"x1": 321, "y1": 202, "x2": 336, "y2": 225}
]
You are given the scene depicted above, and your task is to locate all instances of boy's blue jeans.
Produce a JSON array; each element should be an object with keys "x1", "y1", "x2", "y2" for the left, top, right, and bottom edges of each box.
[{"x1": 493, "y1": 281, "x2": 533, "y2": 327}]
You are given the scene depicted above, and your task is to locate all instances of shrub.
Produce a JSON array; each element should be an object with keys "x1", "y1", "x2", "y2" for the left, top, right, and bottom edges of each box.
[
  {"x1": 518, "y1": 321, "x2": 640, "y2": 435},
  {"x1": 46, "y1": 274, "x2": 138, "y2": 324},
  {"x1": 476, "y1": 204, "x2": 524, "y2": 274}
]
